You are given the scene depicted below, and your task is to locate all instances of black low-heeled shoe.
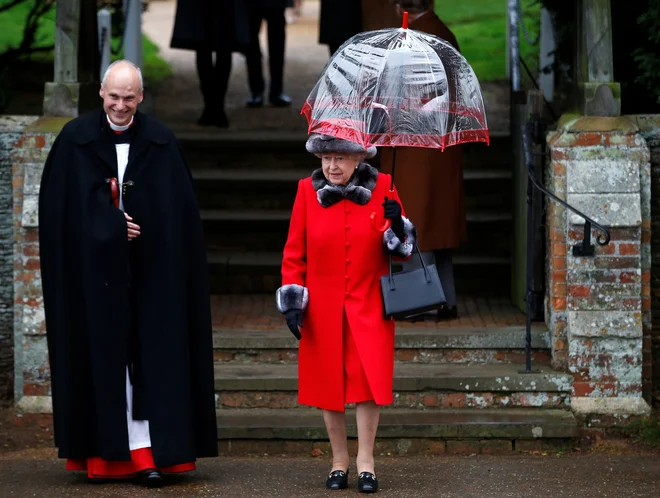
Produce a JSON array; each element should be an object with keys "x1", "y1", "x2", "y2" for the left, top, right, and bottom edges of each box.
[
  {"x1": 138, "y1": 468, "x2": 165, "y2": 488},
  {"x1": 358, "y1": 472, "x2": 378, "y2": 493},
  {"x1": 326, "y1": 469, "x2": 349, "y2": 490}
]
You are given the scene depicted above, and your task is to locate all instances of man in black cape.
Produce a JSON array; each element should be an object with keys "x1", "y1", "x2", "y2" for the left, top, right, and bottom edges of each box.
[{"x1": 38, "y1": 60, "x2": 217, "y2": 487}]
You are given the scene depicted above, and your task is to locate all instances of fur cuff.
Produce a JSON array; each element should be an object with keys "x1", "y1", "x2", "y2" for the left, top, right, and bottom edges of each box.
[
  {"x1": 276, "y1": 284, "x2": 309, "y2": 313},
  {"x1": 383, "y1": 217, "x2": 416, "y2": 258}
]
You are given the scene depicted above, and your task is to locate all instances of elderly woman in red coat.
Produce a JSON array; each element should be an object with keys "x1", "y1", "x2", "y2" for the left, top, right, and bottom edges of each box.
[{"x1": 276, "y1": 134, "x2": 416, "y2": 493}]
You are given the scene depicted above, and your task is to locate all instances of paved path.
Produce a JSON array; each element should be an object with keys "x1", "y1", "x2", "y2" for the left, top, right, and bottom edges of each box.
[
  {"x1": 0, "y1": 447, "x2": 659, "y2": 497},
  {"x1": 142, "y1": 0, "x2": 510, "y2": 134}
]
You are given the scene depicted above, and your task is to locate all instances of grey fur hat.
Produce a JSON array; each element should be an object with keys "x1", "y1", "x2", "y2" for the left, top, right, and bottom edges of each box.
[{"x1": 306, "y1": 134, "x2": 377, "y2": 159}]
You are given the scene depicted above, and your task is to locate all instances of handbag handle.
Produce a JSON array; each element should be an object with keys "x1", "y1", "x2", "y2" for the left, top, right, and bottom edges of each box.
[{"x1": 387, "y1": 244, "x2": 430, "y2": 291}]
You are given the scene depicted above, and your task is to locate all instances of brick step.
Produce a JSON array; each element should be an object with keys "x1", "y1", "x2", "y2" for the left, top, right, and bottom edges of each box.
[
  {"x1": 203, "y1": 217, "x2": 512, "y2": 258},
  {"x1": 179, "y1": 131, "x2": 511, "y2": 172},
  {"x1": 193, "y1": 168, "x2": 513, "y2": 182},
  {"x1": 193, "y1": 170, "x2": 513, "y2": 212},
  {"x1": 216, "y1": 407, "x2": 578, "y2": 442},
  {"x1": 212, "y1": 325, "x2": 551, "y2": 366},
  {"x1": 200, "y1": 209, "x2": 513, "y2": 223},
  {"x1": 213, "y1": 363, "x2": 572, "y2": 410},
  {"x1": 206, "y1": 250, "x2": 512, "y2": 295}
]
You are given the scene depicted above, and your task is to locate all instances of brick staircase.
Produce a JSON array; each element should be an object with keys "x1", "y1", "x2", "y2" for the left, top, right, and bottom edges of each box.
[
  {"x1": 180, "y1": 131, "x2": 514, "y2": 296},
  {"x1": 180, "y1": 132, "x2": 577, "y2": 455},
  {"x1": 211, "y1": 323, "x2": 576, "y2": 455}
]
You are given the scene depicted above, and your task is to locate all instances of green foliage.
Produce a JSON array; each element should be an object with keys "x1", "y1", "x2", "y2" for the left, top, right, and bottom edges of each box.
[
  {"x1": 438, "y1": 0, "x2": 541, "y2": 82},
  {"x1": 0, "y1": 0, "x2": 55, "y2": 53},
  {"x1": 0, "y1": 0, "x2": 171, "y2": 84},
  {"x1": 628, "y1": 416, "x2": 660, "y2": 448}
]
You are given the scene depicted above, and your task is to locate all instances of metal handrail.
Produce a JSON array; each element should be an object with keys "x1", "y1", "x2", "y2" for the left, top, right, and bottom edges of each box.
[
  {"x1": 509, "y1": 0, "x2": 611, "y2": 374},
  {"x1": 520, "y1": 123, "x2": 610, "y2": 373}
]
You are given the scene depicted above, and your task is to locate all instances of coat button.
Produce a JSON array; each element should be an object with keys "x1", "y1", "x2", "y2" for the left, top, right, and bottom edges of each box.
[
  {"x1": 345, "y1": 292, "x2": 349, "y2": 297},
  {"x1": 346, "y1": 242, "x2": 350, "y2": 247},
  {"x1": 345, "y1": 226, "x2": 349, "y2": 230},
  {"x1": 345, "y1": 259, "x2": 350, "y2": 264}
]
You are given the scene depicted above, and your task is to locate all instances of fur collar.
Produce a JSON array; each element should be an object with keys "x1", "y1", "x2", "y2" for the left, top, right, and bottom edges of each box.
[{"x1": 311, "y1": 163, "x2": 378, "y2": 208}]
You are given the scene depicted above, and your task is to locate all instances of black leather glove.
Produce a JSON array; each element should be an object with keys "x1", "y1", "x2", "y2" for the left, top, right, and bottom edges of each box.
[
  {"x1": 285, "y1": 309, "x2": 303, "y2": 340},
  {"x1": 383, "y1": 199, "x2": 405, "y2": 241}
]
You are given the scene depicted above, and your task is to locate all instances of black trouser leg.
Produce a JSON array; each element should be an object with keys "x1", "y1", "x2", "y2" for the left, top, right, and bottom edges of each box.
[
  {"x1": 264, "y1": 7, "x2": 286, "y2": 97},
  {"x1": 196, "y1": 49, "x2": 216, "y2": 110},
  {"x1": 246, "y1": 10, "x2": 266, "y2": 96},
  {"x1": 434, "y1": 249, "x2": 457, "y2": 308},
  {"x1": 215, "y1": 48, "x2": 232, "y2": 112}
]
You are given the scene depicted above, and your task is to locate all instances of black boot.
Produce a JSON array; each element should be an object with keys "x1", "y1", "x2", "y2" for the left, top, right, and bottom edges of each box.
[
  {"x1": 435, "y1": 305, "x2": 458, "y2": 321},
  {"x1": 269, "y1": 92, "x2": 292, "y2": 107},
  {"x1": 197, "y1": 107, "x2": 229, "y2": 128}
]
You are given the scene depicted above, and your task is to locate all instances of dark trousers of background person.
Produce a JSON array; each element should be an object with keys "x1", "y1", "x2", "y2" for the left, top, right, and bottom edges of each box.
[
  {"x1": 246, "y1": 7, "x2": 286, "y2": 99},
  {"x1": 195, "y1": 49, "x2": 232, "y2": 119}
]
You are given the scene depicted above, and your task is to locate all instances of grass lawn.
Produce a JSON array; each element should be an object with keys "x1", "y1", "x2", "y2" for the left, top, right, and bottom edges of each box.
[
  {"x1": 0, "y1": 1, "x2": 172, "y2": 85},
  {"x1": 437, "y1": 0, "x2": 541, "y2": 82}
]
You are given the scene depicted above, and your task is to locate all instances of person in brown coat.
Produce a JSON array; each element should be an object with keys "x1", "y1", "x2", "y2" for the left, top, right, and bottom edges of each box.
[
  {"x1": 380, "y1": 0, "x2": 465, "y2": 320},
  {"x1": 319, "y1": 0, "x2": 399, "y2": 56}
]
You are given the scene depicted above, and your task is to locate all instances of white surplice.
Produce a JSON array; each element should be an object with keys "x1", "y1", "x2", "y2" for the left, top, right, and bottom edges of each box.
[{"x1": 108, "y1": 115, "x2": 152, "y2": 451}]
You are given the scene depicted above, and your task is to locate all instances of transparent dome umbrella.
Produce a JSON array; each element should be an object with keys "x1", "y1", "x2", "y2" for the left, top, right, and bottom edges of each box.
[{"x1": 301, "y1": 14, "x2": 490, "y2": 230}]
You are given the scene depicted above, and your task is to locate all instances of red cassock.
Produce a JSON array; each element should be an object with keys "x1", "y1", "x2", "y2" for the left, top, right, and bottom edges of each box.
[
  {"x1": 66, "y1": 448, "x2": 194, "y2": 479},
  {"x1": 280, "y1": 170, "x2": 414, "y2": 412}
]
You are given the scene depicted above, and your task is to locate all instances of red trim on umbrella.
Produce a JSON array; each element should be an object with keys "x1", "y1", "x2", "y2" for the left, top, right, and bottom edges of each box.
[
  {"x1": 301, "y1": 101, "x2": 490, "y2": 150},
  {"x1": 301, "y1": 99, "x2": 488, "y2": 128},
  {"x1": 304, "y1": 118, "x2": 490, "y2": 150}
]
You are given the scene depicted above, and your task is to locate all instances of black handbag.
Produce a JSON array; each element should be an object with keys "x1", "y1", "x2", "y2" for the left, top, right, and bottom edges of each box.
[{"x1": 380, "y1": 246, "x2": 447, "y2": 320}]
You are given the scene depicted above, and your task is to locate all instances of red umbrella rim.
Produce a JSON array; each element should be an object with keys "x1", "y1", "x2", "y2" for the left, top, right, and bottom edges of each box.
[
  {"x1": 301, "y1": 99, "x2": 488, "y2": 129},
  {"x1": 301, "y1": 104, "x2": 490, "y2": 150}
]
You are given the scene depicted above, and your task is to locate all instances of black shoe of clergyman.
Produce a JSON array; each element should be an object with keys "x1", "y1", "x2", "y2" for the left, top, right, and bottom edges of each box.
[
  {"x1": 139, "y1": 469, "x2": 165, "y2": 488},
  {"x1": 269, "y1": 93, "x2": 292, "y2": 107},
  {"x1": 246, "y1": 94, "x2": 264, "y2": 108},
  {"x1": 325, "y1": 469, "x2": 349, "y2": 490},
  {"x1": 358, "y1": 472, "x2": 379, "y2": 493}
]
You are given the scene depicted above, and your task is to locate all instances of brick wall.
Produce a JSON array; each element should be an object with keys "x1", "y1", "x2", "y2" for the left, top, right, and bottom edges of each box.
[
  {"x1": 12, "y1": 117, "x2": 69, "y2": 413},
  {"x1": 637, "y1": 115, "x2": 660, "y2": 405},
  {"x1": 0, "y1": 116, "x2": 39, "y2": 405},
  {"x1": 546, "y1": 115, "x2": 652, "y2": 417}
]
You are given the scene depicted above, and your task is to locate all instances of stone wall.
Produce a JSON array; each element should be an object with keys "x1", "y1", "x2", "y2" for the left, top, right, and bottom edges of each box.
[
  {"x1": 545, "y1": 115, "x2": 652, "y2": 418},
  {"x1": 638, "y1": 115, "x2": 660, "y2": 405},
  {"x1": 0, "y1": 116, "x2": 39, "y2": 404},
  {"x1": 12, "y1": 117, "x2": 69, "y2": 413}
]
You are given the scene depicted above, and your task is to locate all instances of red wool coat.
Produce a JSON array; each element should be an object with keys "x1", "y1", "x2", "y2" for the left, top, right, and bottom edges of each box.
[{"x1": 281, "y1": 170, "x2": 412, "y2": 412}]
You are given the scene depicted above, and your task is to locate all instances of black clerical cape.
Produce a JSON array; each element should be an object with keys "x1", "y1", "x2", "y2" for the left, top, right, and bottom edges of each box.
[{"x1": 38, "y1": 109, "x2": 218, "y2": 466}]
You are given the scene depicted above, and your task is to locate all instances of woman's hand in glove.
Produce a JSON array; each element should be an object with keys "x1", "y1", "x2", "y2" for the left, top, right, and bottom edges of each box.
[
  {"x1": 285, "y1": 309, "x2": 303, "y2": 340},
  {"x1": 383, "y1": 199, "x2": 405, "y2": 241}
]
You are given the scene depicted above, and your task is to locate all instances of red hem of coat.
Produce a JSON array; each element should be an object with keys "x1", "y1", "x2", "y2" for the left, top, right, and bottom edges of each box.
[{"x1": 66, "y1": 447, "x2": 195, "y2": 478}]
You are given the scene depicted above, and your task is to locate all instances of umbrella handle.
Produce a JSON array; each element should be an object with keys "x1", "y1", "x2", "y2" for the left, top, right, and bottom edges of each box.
[
  {"x1": 106, "y1": 177, "x2": 119, "y2": 209},
  {"x1": 370, "y1": 193, "x2": 394, "y2": 233}
]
